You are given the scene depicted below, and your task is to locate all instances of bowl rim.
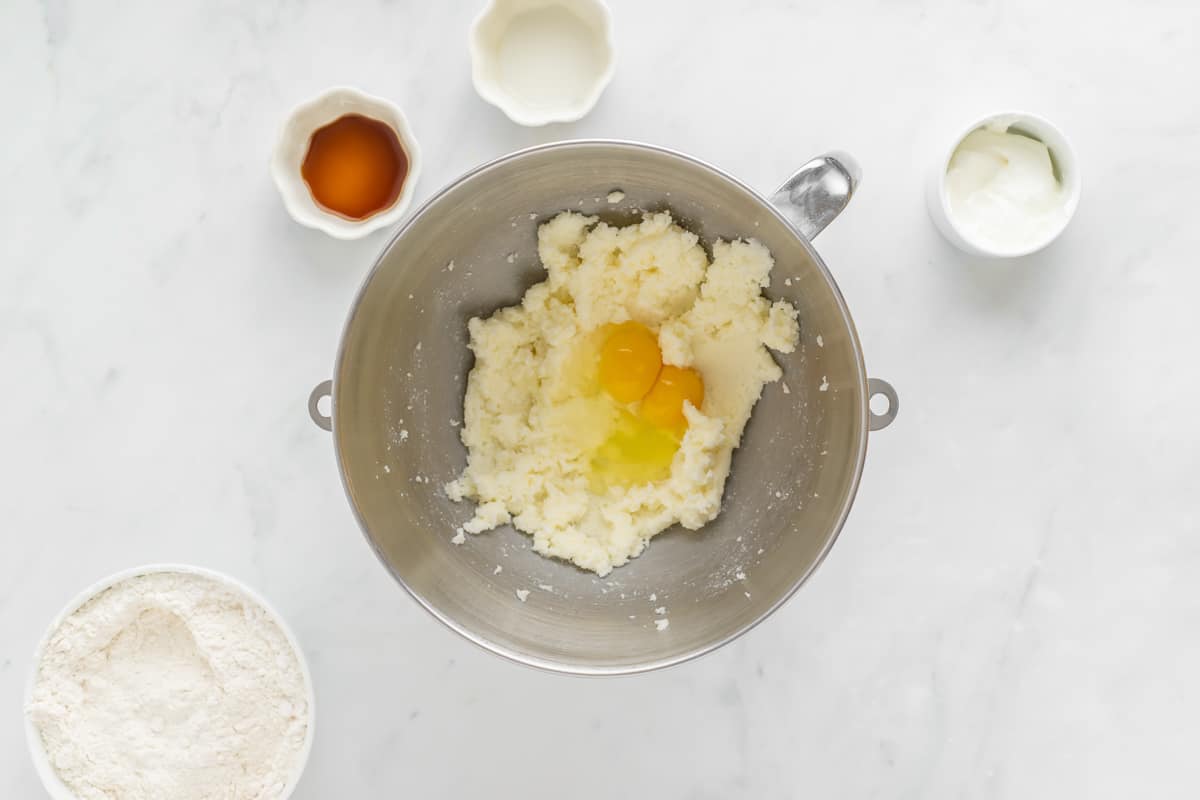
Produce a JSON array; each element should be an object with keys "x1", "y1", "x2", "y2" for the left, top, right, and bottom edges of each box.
[
  {"x1": 269, "y1": 85, "x2": 423, "y2": 240},
  {"x1": 331, "y1": 138, "x2": 871, "y2": 676},
  {"x1": 24, "y1": 563, "x2": 316, "y2": 799},
  {"x1": 468, "y1": 0, "x2": 617, "y2": 126},
  {"x1": 933, "y1": 110, "x2": 1081, "y2": 258}
]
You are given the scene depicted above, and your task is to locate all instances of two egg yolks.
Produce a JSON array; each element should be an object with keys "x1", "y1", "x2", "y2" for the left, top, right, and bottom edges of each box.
[
  {"x1": 582, "y1": 322, "x2": 705, "y2": 491},
  {"x1": 597, "y1": 322, "x2": 705, "y2": 437}
]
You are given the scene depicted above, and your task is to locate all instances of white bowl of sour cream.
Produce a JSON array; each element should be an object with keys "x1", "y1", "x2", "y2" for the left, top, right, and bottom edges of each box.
[{"x1": 928, "y1": 111, "x2": 1080, "y2": 258}]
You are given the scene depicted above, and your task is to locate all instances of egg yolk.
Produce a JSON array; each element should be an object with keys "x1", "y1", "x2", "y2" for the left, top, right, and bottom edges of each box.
[
  {"x1": 598, "y1": 321, "x2": 662, "y2": 403},
  {"x1": 640, "y1": 365, "x2": 705, "y2": 437}
]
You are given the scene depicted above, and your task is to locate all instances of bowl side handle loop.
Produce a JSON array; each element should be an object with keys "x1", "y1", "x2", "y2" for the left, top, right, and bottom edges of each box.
[
  {"x1": 867, "y1": 378, "x2": 898, "y2": 432},
  {"x1": 308, "y1": 380, "x2": 333, "y2": 432}
]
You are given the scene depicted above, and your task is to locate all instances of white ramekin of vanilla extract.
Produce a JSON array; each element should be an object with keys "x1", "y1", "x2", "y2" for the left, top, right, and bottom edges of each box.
[{"x1": 928, "y1": 111, "x2": 1080, "y2": 258}]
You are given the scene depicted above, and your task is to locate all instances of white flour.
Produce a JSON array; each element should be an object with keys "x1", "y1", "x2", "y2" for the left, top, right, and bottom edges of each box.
[{"x1": 28, "y1": 571, "x2": 310, "y2": 800}]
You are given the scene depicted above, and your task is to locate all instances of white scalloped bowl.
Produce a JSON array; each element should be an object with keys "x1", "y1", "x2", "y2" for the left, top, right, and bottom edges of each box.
[
  {"x1": 470, "y1": 0, "x2": 615, "y2": 126},
  {"x1": 25, "y1": 564, "x2": 316, "y2": 800},
  {"x1": 271, "y1": 87, "x2": 422, "y2": 240}
]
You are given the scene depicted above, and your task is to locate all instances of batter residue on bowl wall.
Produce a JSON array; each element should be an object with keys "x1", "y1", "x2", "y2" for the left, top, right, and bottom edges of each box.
[{"x1": 446, "y1": 211, "x2": 799, "y2": 576}]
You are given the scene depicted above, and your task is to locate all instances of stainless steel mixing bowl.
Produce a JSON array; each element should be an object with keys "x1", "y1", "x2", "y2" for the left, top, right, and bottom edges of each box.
[{"x1": 309, "y1": 140, "x2": 897, "y2": 675}]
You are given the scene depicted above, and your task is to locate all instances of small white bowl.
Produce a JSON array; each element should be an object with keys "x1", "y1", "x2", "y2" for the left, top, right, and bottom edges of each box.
[
  {"x1": 927, "y1": 111, "x2": 1080, "y2": 258},
  {"x1": 25, "y1": 564, "x2": 316, "y2": 800},
  {"x1": 470, "y1": 0, "x2": 615, "y2": 126},
  {"x1": 271, "y1": 86, "x2": 422, "y2": 239}
]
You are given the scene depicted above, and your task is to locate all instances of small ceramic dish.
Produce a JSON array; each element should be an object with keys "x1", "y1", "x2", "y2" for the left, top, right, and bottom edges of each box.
[
  {"x1": 25, "y1": 564, "x2": 316, "y2": 800},
  {"x1": 271, "y1": 86, "x2": 421, "y2": 239},
  {"x1": 927, "y1": 110, "x2": 1079, "y2": 258},
  {"x1": 470, "y1": 0, "x2": 615, "y2": 126}
]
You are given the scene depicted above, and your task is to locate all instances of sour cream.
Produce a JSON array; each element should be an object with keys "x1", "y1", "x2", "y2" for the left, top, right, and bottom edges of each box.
[{"x1": 944, "y1": 123, "x2": 1068, "y2": 253}]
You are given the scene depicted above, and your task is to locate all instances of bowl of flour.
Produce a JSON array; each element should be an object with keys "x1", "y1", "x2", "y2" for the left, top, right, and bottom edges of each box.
[{"x1": 25, "y1": 565, "x2": 315, "y2": 800}]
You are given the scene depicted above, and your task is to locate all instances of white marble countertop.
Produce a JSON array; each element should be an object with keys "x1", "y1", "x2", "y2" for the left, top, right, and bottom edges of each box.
[{"x1": 4, "y1": 0, "x2": 1199, "y2": 796}]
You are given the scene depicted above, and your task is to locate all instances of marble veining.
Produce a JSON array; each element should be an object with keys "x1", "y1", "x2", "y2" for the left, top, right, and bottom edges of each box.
[{"x1": 2, "y1": 0, "x2": 1199, "y2": 797}]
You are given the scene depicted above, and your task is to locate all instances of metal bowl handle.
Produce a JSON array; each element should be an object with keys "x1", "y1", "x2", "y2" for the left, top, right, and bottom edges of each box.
[
  {"x1": 308, "y1": 380, "x2": 333, "y2": 431},
  {"x1": 770, "y1": 151, "x2": 861, "y2": 240}
]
